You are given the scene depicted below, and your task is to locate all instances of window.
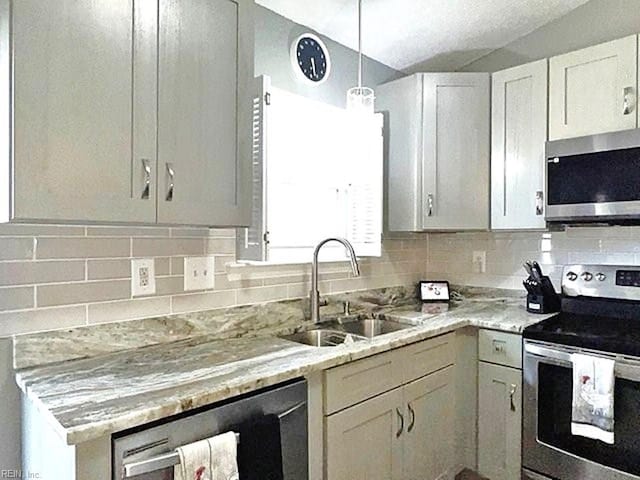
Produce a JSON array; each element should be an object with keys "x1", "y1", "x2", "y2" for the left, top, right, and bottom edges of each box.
[{"x1": 237, "y1": 76, "x2": 383, "y2": 264}]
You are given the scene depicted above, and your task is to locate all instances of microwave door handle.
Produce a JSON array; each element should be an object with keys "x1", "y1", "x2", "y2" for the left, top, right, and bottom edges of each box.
[{"x1": 122, "y1": 432, "x2": 240, "y2": 479}]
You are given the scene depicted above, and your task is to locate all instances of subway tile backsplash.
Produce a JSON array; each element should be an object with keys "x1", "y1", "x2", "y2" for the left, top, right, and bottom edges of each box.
[
  {"x1": 426, "y1": 226, "x2": 640, "y2": 291},
  {"x1": 4, "y1": 223, "x2": 636, "y2": 337},
  {"x1": 0, "y1": 225, "x2": 428, "y2": 336}
]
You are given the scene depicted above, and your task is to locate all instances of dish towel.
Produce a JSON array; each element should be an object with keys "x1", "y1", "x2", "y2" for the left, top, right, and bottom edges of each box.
[
  {"x1": 571, "y1": 353, "x2": 615, "y2": 444},
  {"x1": 175, "y1": 432, "x2": 239, "y2": 480}
]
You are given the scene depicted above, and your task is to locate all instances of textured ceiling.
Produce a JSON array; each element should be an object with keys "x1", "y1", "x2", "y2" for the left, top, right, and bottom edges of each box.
[{"x1": 256, "y1": 0, "x2": 590, "y2": 71}]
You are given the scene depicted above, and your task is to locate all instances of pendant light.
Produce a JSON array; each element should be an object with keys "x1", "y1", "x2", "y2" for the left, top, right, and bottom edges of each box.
[{"x1": 346, "y1": 0, "x2": 375, "y2": 113}]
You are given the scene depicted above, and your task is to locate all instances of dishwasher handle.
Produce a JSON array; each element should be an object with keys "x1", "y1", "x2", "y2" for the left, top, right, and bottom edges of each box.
[{"x1": 122, "y1": 432, "x2": 240, "y2": 479}]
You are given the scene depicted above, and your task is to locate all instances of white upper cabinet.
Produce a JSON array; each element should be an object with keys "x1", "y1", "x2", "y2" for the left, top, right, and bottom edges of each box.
[
  {"x1": 2, "y1": 0, "x2": 253, "y2": 226},
  {"x1": 549, "y1": 35, "x2": 638, "y2": 140},
  {"x1": 157, "y1": 0, "x2": 252, "y2": 226},
  {"x1": 491, "y1": 60, "x2": 548, "y2": 230},
  {"x1": 10, "y1": 0, "x2": 157, "y2": 223},
  {"x1": 377, "y1": 73, "x2": 490, "y2": 232}
]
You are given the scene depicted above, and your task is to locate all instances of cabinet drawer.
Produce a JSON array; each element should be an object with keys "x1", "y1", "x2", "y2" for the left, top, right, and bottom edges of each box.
[
  {"x1": 401, "y1": 333, "x2": 455, "y2": 384},
  {"x1": 478, "y1": 329, "x2": 522, "y2": 369},
  {"x1": 324, "y1": 349, "x2": 403, "y2": 415}
]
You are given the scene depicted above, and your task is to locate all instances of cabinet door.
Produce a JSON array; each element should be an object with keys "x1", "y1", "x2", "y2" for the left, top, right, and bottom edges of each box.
[
  {"x1": 491, "y1": 60, "x2": 548, "y2": 230},
  {"x1": 403, "y1": 366, "x2": 455, "y2": 480},
  {"x1": 549, "y1": 35, "x2": 637, "y2": 140},
  {"x1": 157, "y1": 0, "x2": 252, "y2": 226},
  {"x1": 325, "y1": 388, "x2": 404, "y2": 480},
  {"x1": 421, "y1": 74, "x2": 490, "y2": 230},
  {"x1": 11, "y1": 0, "x2": 157, "y2": 223},
  {"x1": 376, "y1": 74, "x2": 424, "y2": 232},
  {"x1": 478, "y1": 362, "x2": 522, "y2": 480}
]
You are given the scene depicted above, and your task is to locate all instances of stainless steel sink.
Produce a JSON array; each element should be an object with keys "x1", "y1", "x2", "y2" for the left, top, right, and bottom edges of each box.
[
  {"x1": 340, "y1": 318, "x2": 413, "y2": 338},
  {"x1": 280, "y1": 329, "x2": 366, "y2": 347}
]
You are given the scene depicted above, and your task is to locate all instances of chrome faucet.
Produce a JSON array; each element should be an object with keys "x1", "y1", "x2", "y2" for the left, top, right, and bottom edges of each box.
[{"x1": 310, "y1": 237, "x2": 361, "y2": 323}]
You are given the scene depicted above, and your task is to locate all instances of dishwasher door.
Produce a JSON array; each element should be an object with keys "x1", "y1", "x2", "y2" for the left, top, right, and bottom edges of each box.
[{"x1": 112, "y1": 379, "x2": 307, "y2": 480}]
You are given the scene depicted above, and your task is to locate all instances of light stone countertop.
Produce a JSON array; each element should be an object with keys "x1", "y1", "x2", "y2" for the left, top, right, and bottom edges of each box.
[{"x1": 14, "y1": 286, "x2": 555, "y2": 445}]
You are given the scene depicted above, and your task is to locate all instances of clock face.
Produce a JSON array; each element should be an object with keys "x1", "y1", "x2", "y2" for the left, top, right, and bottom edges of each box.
[{"x1": 292, "y1": 34, "x2": 330, "y2": 84}]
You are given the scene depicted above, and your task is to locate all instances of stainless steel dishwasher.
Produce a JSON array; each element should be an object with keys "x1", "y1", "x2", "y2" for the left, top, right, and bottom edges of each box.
[{"x1": 112, "y1": 379, "x2": 307, "y2": 480}]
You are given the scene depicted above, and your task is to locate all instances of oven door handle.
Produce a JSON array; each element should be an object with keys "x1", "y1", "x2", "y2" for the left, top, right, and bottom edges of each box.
[{"x1": 525, "y1": 342, "x2": 640, "y2": 381}]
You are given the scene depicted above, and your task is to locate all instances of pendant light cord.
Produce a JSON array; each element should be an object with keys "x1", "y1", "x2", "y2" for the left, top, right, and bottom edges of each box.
[{"x1": 357, "y1": 0, "x2": 362, "y2": 89}]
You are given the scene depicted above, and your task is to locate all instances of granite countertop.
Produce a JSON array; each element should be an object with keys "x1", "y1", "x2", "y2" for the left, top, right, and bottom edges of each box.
[{"x1": 14, "y1": 286, "x2": 554, "y2": 445}]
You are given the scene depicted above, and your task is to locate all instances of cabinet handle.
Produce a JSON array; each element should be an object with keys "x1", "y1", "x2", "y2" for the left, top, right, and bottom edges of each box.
[
  {"x1": 535, "y1": 191, "x2": 544, "y2": 216},
  {"x1": 427, "y1": 193, "x2": 434, "y2": 217},
  {"x1": 141, "y1": 159, "x2": 151, "y2": 200},
  {"x1": 165, "y1": 163, "x2": 175, "y2": 202},
  {"x1": 623, "y1": 87, "x2": 635, "y2": 115},
  {"x1": 396, "y1": 408, "x2": 404, "y2": 438},
  {"x1": 407, "y1": 403, "x2": 415, "y2": 432},
  {"x1": 509, "y1": 383, "x2": 517, "y2": 412}
]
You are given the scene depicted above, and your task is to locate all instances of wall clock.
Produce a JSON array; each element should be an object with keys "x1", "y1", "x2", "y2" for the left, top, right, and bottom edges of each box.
[{"x1": 291, "y1": 33, "x2": 331, "y2": 85}]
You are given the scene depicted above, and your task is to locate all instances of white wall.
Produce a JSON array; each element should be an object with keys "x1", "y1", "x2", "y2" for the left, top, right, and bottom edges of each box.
[
  {"x1": 255, "y1": 5, "x2": 402, "y2": 107},
  {"x1": 460, "y1": 0, "x2": 640, "y2": 73}
]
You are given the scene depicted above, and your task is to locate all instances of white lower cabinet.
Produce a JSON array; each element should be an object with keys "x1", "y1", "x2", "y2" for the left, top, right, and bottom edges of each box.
[
  {"x1": 477, "y1": 362, "x2": 522, "y2": 480},
  {"x1": 325, "y1": 387, "x2": 405, "y2": 480},
  {"x1": 403, "y1": 369, "x2": 455, "y2": 480},
  {"x1": 324, "y1": 337, "x2": 456, "y2": 480}
]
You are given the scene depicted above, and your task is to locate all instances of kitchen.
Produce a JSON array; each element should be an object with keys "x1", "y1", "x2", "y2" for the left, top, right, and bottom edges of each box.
[{"x1": 2, "y1": 0, "x2": 640, "y2": 479}]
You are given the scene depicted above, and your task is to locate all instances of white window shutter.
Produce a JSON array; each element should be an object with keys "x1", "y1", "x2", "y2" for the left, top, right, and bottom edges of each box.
[
  {"x1": 345, "y1": 113, "x2": 384, "y2": 257},
  {"x1": 236, "y1": 75, "x2": 270, "y2": 262}
]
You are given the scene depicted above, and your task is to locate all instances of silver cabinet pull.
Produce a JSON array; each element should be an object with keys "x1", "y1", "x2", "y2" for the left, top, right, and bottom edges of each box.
[
  {"x1": 535, "y1": 190, "x2": 544, "y2": 216},
  {"x1": 396, "y1": 408, "x2": 404, "y2": 438},
  {"x1": 623, "y1": 87, "x2": 635, "y2": 115},
  {"x1": 427, "y1": 193, "x2": 434, "y2": 217},
  {"x1": 141, "y1": 159, "x2": 151, "y2": 200},
  {"x1": 165, "y1": 163, "x2": 174, "y2": 202},
  {"x1": 509, "y1": 383, "x2": 517, "y2": 412},
  {"x1": 407, "y1": 403, "x2": 415, "y2": 432}
]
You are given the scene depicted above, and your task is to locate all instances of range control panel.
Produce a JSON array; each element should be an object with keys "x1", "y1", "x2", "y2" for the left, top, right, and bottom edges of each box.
[
  {"x1": 616, "y1": 270, "x2": 640, "y2": 287},
  {"x1": 562, "y1": 264, "x2": 640, "y2": 300}
]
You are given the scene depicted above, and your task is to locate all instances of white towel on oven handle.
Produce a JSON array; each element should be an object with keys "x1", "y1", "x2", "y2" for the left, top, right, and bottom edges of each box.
[{"x1": 570, "y1": 353, "x2": 615, "y2": 444}]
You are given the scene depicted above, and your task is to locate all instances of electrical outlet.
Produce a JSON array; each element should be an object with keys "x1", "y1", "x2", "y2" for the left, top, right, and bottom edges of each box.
[
  {"x1": 472, "y1": 250, "x2": 486, "y2": 274},
  {"x1": 131, "y1": 258, "x2": 156, "y2": 297},
  {"x1": 184, "y1": 257, "x2": 215, "y2": 291}
]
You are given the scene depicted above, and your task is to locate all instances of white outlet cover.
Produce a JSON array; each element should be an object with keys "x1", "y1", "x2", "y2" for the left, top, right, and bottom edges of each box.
[
  {"x1": 184, "y1": 257, "x2": 215, "y2": 291},
  {"x1": 472, "y1": 250, "x2": 487, "y2": 274},
  {"x1": 131, "y1": 258, "x2": 156, "y2": 297}
]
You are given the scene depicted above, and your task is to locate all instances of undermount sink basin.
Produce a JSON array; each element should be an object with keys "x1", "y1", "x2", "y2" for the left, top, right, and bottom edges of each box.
[
  {"x1": 340, "y1": 318, "x2": 413, "y2": 338},
  {"x1": 280, "y1": 329, "x2": 366, "y2": 347}
]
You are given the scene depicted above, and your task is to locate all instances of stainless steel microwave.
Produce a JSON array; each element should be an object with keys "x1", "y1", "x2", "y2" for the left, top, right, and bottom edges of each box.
[{"x1": 546, "y1": 128, "x2": 640, "y2": 222}]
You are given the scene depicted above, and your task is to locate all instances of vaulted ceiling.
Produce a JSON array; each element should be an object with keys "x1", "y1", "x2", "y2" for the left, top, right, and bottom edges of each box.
[{"x1": 256, "y1": 0, "x2": 590, "y2": 71}]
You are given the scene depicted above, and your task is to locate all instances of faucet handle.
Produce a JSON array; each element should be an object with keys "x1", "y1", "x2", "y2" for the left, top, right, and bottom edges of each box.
[{"x1": 319, "y1": 297, "x2": 329, "y2": 307}]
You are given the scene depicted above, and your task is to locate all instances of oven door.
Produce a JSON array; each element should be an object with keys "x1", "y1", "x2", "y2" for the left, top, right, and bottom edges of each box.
[
  {"x1": 523, "y1": 341, "x2": 640, "y2": 480},
  {"x1": 545, "y1": 130, "x2": 640, "y2": 222}
]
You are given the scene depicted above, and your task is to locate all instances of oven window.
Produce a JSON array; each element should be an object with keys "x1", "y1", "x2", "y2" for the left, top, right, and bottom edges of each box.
[
  {"x1": 547, "y1": 147, "x2": 640, "y2": 205},
  {"x1": 537, "y1": 363, "x2": 640, "y2": 475}
]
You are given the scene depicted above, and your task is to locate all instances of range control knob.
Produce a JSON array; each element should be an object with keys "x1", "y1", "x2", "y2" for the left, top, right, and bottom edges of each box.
[
  {"x1": 581, "y1": 272, "x2": 593, "y2": 282},
  {"x1": 566, "y1": 271, "x2": 578, "y2": 281},
  {"x1": 596, "y1": 273, "x2": 607, "y2": 281}
]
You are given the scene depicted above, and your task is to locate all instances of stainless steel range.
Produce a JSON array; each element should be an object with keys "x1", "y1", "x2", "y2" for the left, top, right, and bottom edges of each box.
[{"x1": 522, "y1": 264, "x2": 640, "y2": 480}]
